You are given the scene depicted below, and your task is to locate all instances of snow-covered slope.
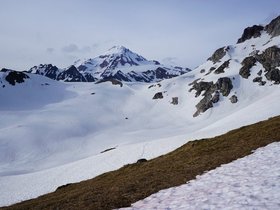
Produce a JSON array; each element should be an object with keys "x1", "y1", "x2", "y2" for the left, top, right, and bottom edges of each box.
[
  {"x1": 28, "y1": 46, "x2": 191, "y2": 83},
  {"x1": 0, "y1": 16, "x2": 280, "y2": 207},
  {"x1": 123, "y1": 142, "x2": 280, "y2": 210}
]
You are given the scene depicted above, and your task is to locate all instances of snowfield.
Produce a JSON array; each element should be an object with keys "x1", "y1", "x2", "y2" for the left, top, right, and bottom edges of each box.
[
  {"x1": 0, "y1": 30, "x2": 280, "y2": 206},
  {"x1": 122, "y1": 142, "x2": 280, "y2": 210}
]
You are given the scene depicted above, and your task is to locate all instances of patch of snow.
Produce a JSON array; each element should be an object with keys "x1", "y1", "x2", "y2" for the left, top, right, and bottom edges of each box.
[{"x1": 122, "y1": 142, "x2": 280, "y2": 210}]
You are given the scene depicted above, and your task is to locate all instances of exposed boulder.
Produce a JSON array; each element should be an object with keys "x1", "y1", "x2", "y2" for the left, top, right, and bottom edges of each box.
[
  {"x1": 257, "y1": 70, "x2": 262, "y2": 76},
  {"x1": 136, "y1": 158, "x2": 147, "y2": 164},
  {"x1": 239, "y1": 56, "x2": 257, "y2": 79},
  {"x1": 214, "y1": 60, "x2": 231, "y2": 74},
  {"x1": 253, "y1": 76, "x2": 263, "y2": 83},
  {"x1": 171, "y1": 97, "x2": 178, "y2": 105},
  {"x1": 152, "y1": 92, "x2": 164, "y2": 99},
  {"x1": 229, "y1": 95, "x2": 238, "y2": 103},
  {"x1": 207, "y1": 47, "x2": 226, "y2": 63},
  {"x1": 265, "y1": 15, "x2": 280, "y2": 37},
  {"x1": 237, "y1": 25, "x2": 264, "y2": 44},
  {"x1": 253, "y1": 76, "x2": 266, "y2": 86}
]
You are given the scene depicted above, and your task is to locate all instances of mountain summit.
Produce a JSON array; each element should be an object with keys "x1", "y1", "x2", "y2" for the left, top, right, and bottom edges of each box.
[{"x1": 28, "y1": 46, "x2": 191, "y2": 83}]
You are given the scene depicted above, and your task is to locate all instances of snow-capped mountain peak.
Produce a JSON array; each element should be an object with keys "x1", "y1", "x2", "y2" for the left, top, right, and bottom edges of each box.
[{"x1": 29, "y1": 46, "x2": 190, "y2": 83}]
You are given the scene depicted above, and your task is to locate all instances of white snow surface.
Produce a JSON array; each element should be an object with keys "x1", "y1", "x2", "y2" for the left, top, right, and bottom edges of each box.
[
  {"x1": 0, "y1": 33, "x2": 280, "y2": 206},
  {"x1": 122, "y1": 142, "x2": 280, "y2": 210}
]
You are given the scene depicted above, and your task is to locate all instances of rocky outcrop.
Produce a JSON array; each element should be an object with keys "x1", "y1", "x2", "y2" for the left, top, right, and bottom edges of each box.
[
  {"x1": 253, "y1": 76, "x2": 266, "y2": 86},
  {"x1": 265, "y1": 15, "x2": 280, "y2": 37},
  {"x1": 28, "y1": 64, "x2": 60, "y2": 80},
  {"x1": 152, "y1": 92, "x2": 164, "y2": 99},
  {"x1": 191, "y1": 77, "x2": 233, "y2": 117},
  {"x1": 211, "y1": 91, "x2": 220, "y2": 103},
  {"x1": 1, "y1": 69, "x2": 30, "y2": 86},
  {"x1": 96, "y1": 78, "x2": 123, "y2": 87},
  {"x1": 171, "y1": 97, "x2": 178, "y2": 105},
  {"x1": 207, "y1": 47, "x2": 226, "y2": 63},
  {"x1": 265, "y1": 69, "x2": 280, "y2": 84},
  {"x1": 239, "y1": 56, "x2": 257, "y2": 79},
  {"x1": 229, "y1": 95, "x2": 238, "y2": 103},
  {"x1": 57, "y1": 65, "x2": 86, "y2": 82},
  {"x1": 239, "y1": 46, "x2": 280, "y2": 83},
  {"x1": 214, "y1": 60, "x2": 231, "y2": 74},
  {"x1": 193, "y1": 93, "x2": 213, "y2": 117},
  {"x1": 237, "y1": 25, "x2": 264, "y2": 44},
  {"x1": 215, "y1": 77, "x2": 233, "y2": 97}
]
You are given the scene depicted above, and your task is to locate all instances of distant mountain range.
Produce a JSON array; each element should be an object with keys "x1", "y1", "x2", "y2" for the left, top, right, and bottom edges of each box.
[{"x1": 27, "y1": 46, "x2": 191, "y2": 83}]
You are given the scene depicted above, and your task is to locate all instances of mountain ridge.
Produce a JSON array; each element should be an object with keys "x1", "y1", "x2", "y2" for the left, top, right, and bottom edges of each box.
[{"x1": 27, "y1": 46, "x2": 191, "y2": 83}]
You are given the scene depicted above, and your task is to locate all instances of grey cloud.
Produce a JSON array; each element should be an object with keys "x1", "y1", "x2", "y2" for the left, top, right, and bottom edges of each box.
[
  {"x1": 62, "y1": 44, "x2": 79, "y2": 53},
  {"x1": 162, "y1": 57, "x2": 178, "y2": 65},
  {"x1": 61, "y1": 44, "x2": 93, "y2": 54},
  {"x1": 46, "y1": 48, "x2": 55, "y2": 53}
]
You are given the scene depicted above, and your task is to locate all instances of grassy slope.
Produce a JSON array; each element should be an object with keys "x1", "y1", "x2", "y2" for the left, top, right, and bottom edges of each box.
[{"x1": 3, "y1": 116, "x2": 280, "y2": 210}]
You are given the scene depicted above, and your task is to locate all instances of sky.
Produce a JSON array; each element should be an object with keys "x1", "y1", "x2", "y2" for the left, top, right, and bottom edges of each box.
[{"x1": 0, "y1": 0, "x2": 279, "y2": 70}]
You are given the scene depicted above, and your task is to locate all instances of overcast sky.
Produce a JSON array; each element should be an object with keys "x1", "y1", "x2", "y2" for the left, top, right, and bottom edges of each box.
[{"x1": 0, "y1": 0, "x2": 279, "y2": 70}]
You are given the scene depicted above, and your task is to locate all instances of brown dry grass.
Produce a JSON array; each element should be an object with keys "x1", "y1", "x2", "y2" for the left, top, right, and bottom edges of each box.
[{"x1": 3, "y1": 116, "x2": 280, "y2": 210}]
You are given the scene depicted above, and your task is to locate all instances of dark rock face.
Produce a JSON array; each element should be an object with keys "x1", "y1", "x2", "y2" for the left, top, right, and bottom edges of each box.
[
  {"x1": 239, "y1": 56, "x2": 257, "y2": 79},
  {"x1": 215, "y1": 77, "x2": 233, "y2": 97},
  {"x1": 265, "y1": 15, "x2": 280, "y2": 37},
  {"x1": 191, "y1": 81, "x2": 214, "y2": 97},
  {"x1": 214, "y1": 60, "x2": 231, "y2": 74},
  {"x1": 193, "y1": 93, "x2": 213, "y2": 117},
  {"x1": 237, "y1": 25, "x2": 264, "y2": 44},
  {"x1": 152, "y1": 92, "x2": 164, "y2": 99},
  {"x1": 257, "y1": 46, "x2": 280, "y2": 69},
  {"x1": 27, "y1": 64, "x2": 59, "y2": 80},
  {"x1": 190, "y1": 77, "x2": 233, "y2": 117},
  {"x1": 136, "y1": 159, "x2": 147, "y2": 163},
  {"x1": 211, "y1": 91, "x2": 220, "y2": 103},
  {"x1": 229, "y1": 95, "x2": 238, "y2": 103},
  {"x1": 96, "y1": 78, "x2": 123, "y2": 87},
  {"x1": 171, "y1": 97, "x2": 178, "y2": 105},
  {"x1": 265, "y1": 69, "x2": 280, "y2": 84},
  {"x1": 253, "y1": 77, "x2": 266, "y2": 86},
  {"x1": 4, "y1": 70, "x2": 30, "y2": 86},
  {"x1": 57, "y1": 65, "x2": 86, "y2": 82},
  {"x1": 207, "y1": 47, "x2": 226, "y2": 63},
  {"x1": 239, "y1": 46, "x2": 280, "y2": 83}
]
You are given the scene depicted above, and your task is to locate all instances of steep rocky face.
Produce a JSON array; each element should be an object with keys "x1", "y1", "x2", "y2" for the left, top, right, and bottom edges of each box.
[
  {"x1": 57, "y1": 65, "x2": 86, "y2": 82},
  {"x1": 237, "y1": 25, "x2": 264, "y2": 44},
  {"x1": 1, "y1": 69, "x2": 30, "y2": 86},
  {"x1": 239, "y1": 56, "x2": 257, "y2": 79},
  {"x1": 28, "y1": 64, "x2": 60, "y2": 80},
  {"x1": 190, "y1": 77, "x2": 233, "y2": 117},
  {"x1": 239, "y1": 46, "x2": 280, "y2": 83},
  {"x1": 214, "y1": 60, "x2": 231, "y2": 74},
  {"x1": 265, "y1": 16, "x2": 280, "y2": 37},
  {"x1": 207, "y1": 47, "x2": 226, "y2": 63}
]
